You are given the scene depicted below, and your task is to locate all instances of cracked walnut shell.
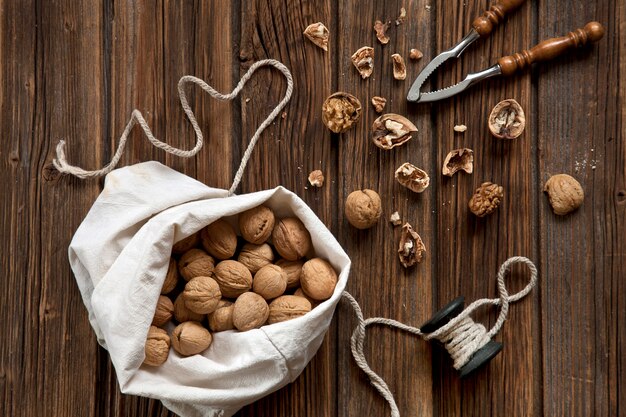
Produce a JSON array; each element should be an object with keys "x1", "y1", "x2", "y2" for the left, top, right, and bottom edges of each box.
[
  {"x1": 152, "y1": 295, "x2": 174, "y2": 327},
  {"x1": 543, "y1": 174, "x2": 584, "y2": 215},
  {"x1": 238, "y1": 243, "x2": 274, "y2": 274},
  {"x1": 301, "y1": 258, "x2": 338, "y2": 301},
  {"x1": 183, "y1": 276, "x2": 222, "y2": 314},
  {"x1": 233, "y1": 292, "x2": 270, "y2": 332},
  {"x1": 171, "y1": 321, "x2": 212, "y2": 357},
  {"x1": 395, "y1": 163, "x2": 430, "y2": 193},
  {"x1": 213, "y1": 260, "x2": 253, "y2": 298},
  {"x1": 345, "y1": 189, "x2": 382, "y2": 229},
  {"x1": 409, "y1": 49, "x2": 423, "y2": 60},
  {"x1": 268, "y1": 295, "x2": 312, "y2": 324},
  {"x1": 442, "y1": 148, "x2": 474, "y2": 177},
  {"x1": 374, "y1": 20, "x2": 390, "y2": 44},
  {"x1": 372, "y1": 114, "x2": 417, "y2": 150},
  {"x1": 351, "y1": 46, "x2": 374, "y2": 79},
  {"x1": 253, "y1": 264, "x2": 288, "y2": 300},
  {"x1": 322, "y1": 92, "x2": 362, "y2": 133},
  {"x1": 488, "y1": 99, "x2": 526, "y2": 139},
  {"x1": 201, "y1": 219, "x2": 237, "y2": 260},
  {"x1": 398, "y1": 223, "x2": 426, "y2": 268},
  {"x1": 468, "y1": 182, "x2": 504, "y2": 217},
  {"x1": 239, "y1": 205, "x2": 275, "y2": 245},
  {"x1": 272, "y1": 217, "x2": 312, "y2": 261},
  {"x1": 178, "y1": 248, "x2": 215, "y2": 282},
  {"x1": 303, "y1": 22, "x2": 329, "y2": 51},
  {"x1": 144, "y1": 326, "x2": 170, "y2": 366},
  {"x1": 391, "y1": 53, "x2": 406, "y2": 80}
]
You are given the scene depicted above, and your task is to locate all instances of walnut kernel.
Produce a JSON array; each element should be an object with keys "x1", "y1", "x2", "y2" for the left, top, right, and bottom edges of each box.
[
  {"x1": 371, "y1": 96, "x2": 387, "y2": 113},
  {"x1": 272, "y1": 217, "x2": 312, "y2": 261},
  {"x1": 232, "y1": 292, "x2": 270, "y2": 331},
  {"x1": 372, "y1": 114, "x2": 417, "y2": 150},
  {"x1": 253, "y1": 264, "x2": 288, "y2": 300},
  {"x1": 345, "y1": 189, "x2": 382, "y2": 229},
  {"x1": 301, "y1": 258, "x2": 338, "y2": 301},
  {"x1": 275, "y1": 259, "x2": 304, "y2": 289},
  {"x1": 201, "y1": 219, "x2": 237, "y2": 260},
  {"x1": 239, "y1": 205, "x2": 275, "y2": 245},
  {"x1": 178, "y1": 248, "x2": 215, "y2": 281},
  {"x1": 322, "y1": 92, "x2": 362, "y2": 133},
  {"x1": 442, "y1": 148, "x2": 474, "y2": 177},
  {"x1": 303, "y1": 22, "x2": 329, "y2": 51},
  {"x1": 468, "y1": 182, "x2": 504, "y2": 217},
  {"x1": 409, "y1": 49, "x2": 423, "y2": 60},
  {"x1": 238, "y1": 243, "x2": 274, "y2": 274},
  {"x1": 398, "y1": 223, "x2": 426, "y2": 268},
  {"x1": 308, "y1": 170, "x2": 325, "y2": 187},
  {"x1": 351, "y1": 46, "x2": 374, "y2": 79},
  {"x1": 395, "y1": 163, "x2": 430, "y2": 193},
  {"x1": 391, "y1": 53, "x2": 407, "y2": 80},
  {"x1": 183, "y1": 276, "x2": 222, "y2": 314},
  {"x1": 374, "y1": 20, "x2": 390, "y2": 44},
  {"x1": 162, "y1": 257, "x2": 179, "y2": 294},
  {"x1": 152, "y1": 295, "x2": 174, "y2": 327},
  {"x1": 389, "y1": 211, "x2": 402, "y2": 226},
  {"x1": 543, "y1": 174, "x2": 584, "y2": 215},
  {"x1": 488, "y1": 99, "x2": 526, "y2": 139},
  {"x1": 213, "y1": 260, "x2": 253, "y2": 298},
  {"x1": 144, "y1": 326, "x2": 170, "y2": 366},
  {"x1": 268, "y1": 295, "x2": 312, "y2": 324},
  {"x1": 453, "y1": 124, "x2": 467, "y2": 133},
  {"x1": 171, "y1": 321, "x2": 212, "y2": 357}
]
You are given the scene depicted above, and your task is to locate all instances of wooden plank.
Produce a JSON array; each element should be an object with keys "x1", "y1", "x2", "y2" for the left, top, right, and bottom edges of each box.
[
  {"x1": 236, "y1": 0, "x2": 335, "y2": 416},
  {"x1": 536, "y1": 1, "x2": 625, "y2": 415},
  {"x1": 335, "y1": 1, "x2": 434, "y2": 416},
  {"x1": 431, "y1": 0, "x2": 539, "y2": 416}
]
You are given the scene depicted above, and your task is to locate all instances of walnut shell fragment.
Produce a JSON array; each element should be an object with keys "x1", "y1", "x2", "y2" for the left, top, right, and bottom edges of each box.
[
  {"x1": 395, "y1": 7, "x2": 406, "y2": 25},
  {"x1": 322, "y1": 92, "x2": 362, "y2": 133},
  {"x1": 371, "y1": 96, "x2": 387, "y2": 113},
  {"x1": 543, "y1": 174, "x2": 584, "y2": 215},
  {"x1": 391, "y1": 53, "x2": 406, "y2": 80},
  {"x1": 303, "y1": 22, "x2": 329, "y2": 51},
  {"x1": 395, "y1": 162, "x2": 430, "y2": 193},
  {"x1": 374, "y1": 20, "x2": 390, "y2": 44},
  {"x1": 351, "y1": 46, "x2": 374, "y2": 79},
  {"x1": 398, "y1": 223, "x2": 425, "y2": 268},
  {"x1": 488, "y1": 99, "x2": 526, "y2": 139},
  {"x1": 468, "y1": 182, "x2": 504, "y2": 217},
  {"x1": 372, "y1": 114, "x2": 418, "y2": 150},
  {"x1": 442, "y1": 148, "x2": 474, "y2": 177},
  {"x1": 409, "y1": 48, "x2": 423, "y2": 60}
]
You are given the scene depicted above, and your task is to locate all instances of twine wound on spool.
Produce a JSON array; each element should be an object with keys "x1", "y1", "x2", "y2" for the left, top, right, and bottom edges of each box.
[
  {"x1": 343, "y1": 256, "x2": 538, "y2": 417},
  {"x1": 52, "y1": 59, "x2": 294, "y2": 196}
]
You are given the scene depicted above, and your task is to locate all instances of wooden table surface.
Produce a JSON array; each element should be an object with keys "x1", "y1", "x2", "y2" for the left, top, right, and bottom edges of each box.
[{"x1": 1, "y1": 0, "x2": 624, "y2": 416}]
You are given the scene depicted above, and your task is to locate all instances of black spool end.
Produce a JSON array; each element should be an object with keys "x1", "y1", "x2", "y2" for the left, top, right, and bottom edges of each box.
[
  {"x1": 458, "y1": 340, "x2": 503, "y2": 378},
  {"x1": 420, "y1": 296, "x2": 465, "y2": 334}
]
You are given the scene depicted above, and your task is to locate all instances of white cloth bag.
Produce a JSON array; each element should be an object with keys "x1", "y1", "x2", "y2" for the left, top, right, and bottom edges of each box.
[{"x1": 68, "y1": 161, "x2": 351, "y2": 417}]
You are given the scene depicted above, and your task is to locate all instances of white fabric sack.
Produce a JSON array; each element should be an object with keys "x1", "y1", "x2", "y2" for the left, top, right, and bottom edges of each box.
[{"x1": 68, "y1": 161, "x2": 351, "y2": 417}]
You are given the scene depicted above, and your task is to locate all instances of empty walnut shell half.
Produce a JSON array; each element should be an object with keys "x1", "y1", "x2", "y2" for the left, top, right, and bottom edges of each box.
[
  {"x1": 303, "y1": 22, "x2": 329, "y2": 51},
  {"x1": 322, "y1": 92, "x2": 362, "y2": 133},
  {"x1": 351, "y1": 46, "x2": 374, "y2": 79},
  {"x1": 442, "y1": 148, "x2": 474, "y2": 177},
  {"x1": 395, "y1": 162, "x2": 430, "y2": 193},
  {"x1": 372, "y1": 114, "x2": 418, "y2": 150},
  {"x1": 398, "y1": 223, "x2": 425, "y2": 268},
  {"x1": 488, "y1": 99, "x2": 526, "y2": 139},
  {"x1": 391, "y1": 53, "x2": 406, "y2": 80},
  {"x1": 468, "y1": 182, "x2": 504, "y2": 217}
]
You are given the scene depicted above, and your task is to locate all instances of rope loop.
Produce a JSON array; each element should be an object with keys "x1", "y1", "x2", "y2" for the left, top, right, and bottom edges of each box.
[{"x1": 52, "y1": 59, "x2": 294, "y2": 196}]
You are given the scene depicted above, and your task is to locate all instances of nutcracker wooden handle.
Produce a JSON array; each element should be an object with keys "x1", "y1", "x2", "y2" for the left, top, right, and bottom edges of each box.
[
  {"x1": 472, "y1": 0, "x2": 527, "y2": 38},
  {"x1": 498, "y1": 22, "x2": 605, "y2": 76}
]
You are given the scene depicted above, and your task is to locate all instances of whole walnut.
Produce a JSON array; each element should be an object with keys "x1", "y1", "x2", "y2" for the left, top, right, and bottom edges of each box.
[
  {"x1": 301, "y1": 258, "x2": 338, "y2": 301},
  {"x1": 152, "y1": 295, "x2": 174, "y2": 327},
  {"x1": 183, "y1": 276, "x2": 222, "y2": 314},
  {"x1": 201, "y1": 219, "x2": 237, "y2": 260},
  {"x1": 238, "y1": 243, "x2": 274, "y2": 274},
  {"x1": 161, "y1": 258, "x2": 179, "y2": 294},
  {"x1": 171, "y1": 321, "x2": 212, "y2": 357},
  {"x1": 143, "y1": 326, "x2": 170, "y2": 366},
  {"x1": 213, "y1": 260, "x2": 253, "y2": 298},
  {"x1": 272, "y1": 217, "x2": 312, "y2": 261},
  {"x1": 178, "y1": 248, "x2": 215, "y2": 281},
  {"x1": 275, "y1": 259, "x2": 304, "y2": 289},
  {"x1": 172, "y1": 231, "x2": 201, "y2": 255},
  {"x1": 268, "y1": 295, "x2": 312, "y2": 324},
  {"x1": 239, "y1": 205, "x2": 275, "y2": 244},
  {"x1": 208, "y1": 300, "x2": 235, "y2": 332},
  {"x1": 468, "y1": 182, "x2": 504, "y2": 217},
  {"x1": 544, "y1": 174, "x2": 584, "y2": 215},
  {"x1": 294, "y1": 288, "x2": 319, "y2": 308},
  {"x1": 173, "y1": 293, "x2": 205, "y2": 323},
  {"x1": 233, "y1": 292, "x2": 270, "y2": 331},
  {"x1": 253, "y1": 265, "x2": 288, "y2": 300},
  {"x1": 345, "y1": 189, "x2": 382, "y2": 229}
]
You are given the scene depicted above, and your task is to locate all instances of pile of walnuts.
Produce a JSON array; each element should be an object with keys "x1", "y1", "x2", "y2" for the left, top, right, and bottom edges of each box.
[{"x1": 144, "y1": 205, "x2": 339, "y2": 367}]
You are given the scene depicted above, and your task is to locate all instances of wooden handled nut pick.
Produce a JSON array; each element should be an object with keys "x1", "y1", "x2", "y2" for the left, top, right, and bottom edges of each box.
[{"x1": 407, "y1": 0, "x2": 605, "y2": 102}]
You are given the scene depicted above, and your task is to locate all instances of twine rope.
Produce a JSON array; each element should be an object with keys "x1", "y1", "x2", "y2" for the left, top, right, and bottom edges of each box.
[
  {"x1": 343, "y1": 256, "x2": 538, "y2": 417},
  {"x1": 52, "y1": 59, "x2": 294, "y2": 196}
]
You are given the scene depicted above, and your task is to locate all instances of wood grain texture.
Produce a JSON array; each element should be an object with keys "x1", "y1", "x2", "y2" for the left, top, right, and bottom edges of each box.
[{"x1": 0, "y1": 0, "x2": 623, "y2": 417}]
